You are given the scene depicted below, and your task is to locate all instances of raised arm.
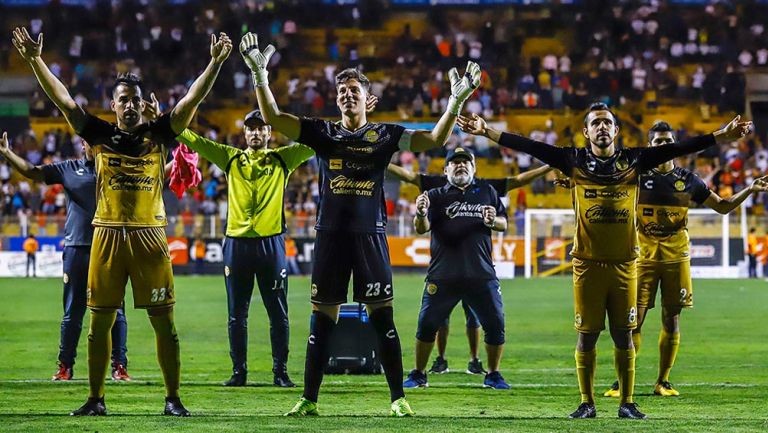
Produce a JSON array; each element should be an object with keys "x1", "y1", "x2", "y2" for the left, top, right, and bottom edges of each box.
[
  {"x1": 506, "y1": 165, "x2": 553, "y2": 191},
  {"x1": 0, "y1": 132, "x2": 44, "y2": 182},
  {"x1": 638, "y1": 116, "x2": 754, "y2": 170},
  {"x1": 12, "y1": 27, "x2": 87, "y2": 131},
  {"x1": 387, "y1": 163, "x2": 421, "y2": 186},
  {"x1": 704, "y1": 175, "x2": 768, "y2": 214},
  {"x1": 409, "y1": 62, "x2": 481, "y2": 152},
  {"x1": 169, "y1": 33, "x2": 232, "y2": 134},
  {"x1": 458, "y1": 113, "x2": 572, "y2": 173},
  {"x1": 240, "y1": 32, "x2": 301, "y2": 140}
]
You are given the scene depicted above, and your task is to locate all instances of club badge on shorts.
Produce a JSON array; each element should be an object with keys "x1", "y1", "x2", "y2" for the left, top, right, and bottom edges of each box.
[
  {"x1": 426, "y1": 283, "x2": 438, "y2": 295},
  {"x1": 311, "y1": 284, "x2": 318, "y2": 297}
]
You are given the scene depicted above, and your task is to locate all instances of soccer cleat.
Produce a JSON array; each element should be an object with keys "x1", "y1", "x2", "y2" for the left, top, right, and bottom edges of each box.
[
  {"x1": 284, "y1": 397, "x2": 319, "y2": 416},
  {"x1": 111, "y1": 363, "x2": 131, "y2": 381},
  {"x1": 603, "y1": 380, "x2": 620, "y2": 398},
  {"x1": 403, "y1": 369, "x2": 428, "y2": 388},
  {"x1": 163, "y1": 397, "x2": 191, "y2": 417},
  {"x1": 483, "y1": 371, "x2": 511, "y2": 390},
  {"x1": 428, "y1": 356, "x2": 449, "y2": 374},
  {"x1": 70, "y1": 397, "x2": 107, "y2": 416},
  {"x1": 654, "y1": 381, "x2": 680, "y2": 397},
  {"x1": 52, "y1": 363, "x2": 73, "y2": 381},
  {"x1": 223, "y1": 371, "x2": 247, "y2": 387},
  {"x1": 568, "y1": 403, "x2": 596, "y2": 419},
  {"x1": 618, "y1": 402, "x2": 647, "y2": 419},
  {"x1": 273, "y1": 372, "x2": 296, "y2": 388},
  {"x1": 390, "y1": 397, "x2": 415, "y2": 417},
  {"x1": 466, "y1": 358, "x2": 487, "y2": 375}
]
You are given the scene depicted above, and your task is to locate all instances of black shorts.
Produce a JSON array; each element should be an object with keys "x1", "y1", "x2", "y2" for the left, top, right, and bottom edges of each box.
[{"x1": 310, "y1": 230, "x2": 393, "y2": 305}]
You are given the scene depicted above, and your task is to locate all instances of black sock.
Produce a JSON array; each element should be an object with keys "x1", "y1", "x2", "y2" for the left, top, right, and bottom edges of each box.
[
  {"x1": 302, "y1": 311, "x2": 336, "y2": 403},
  {"x1": 369, "y1": 307, "x2": 405, "y2": 402}
]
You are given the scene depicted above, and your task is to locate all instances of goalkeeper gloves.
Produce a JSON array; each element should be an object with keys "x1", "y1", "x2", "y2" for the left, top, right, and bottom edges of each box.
[
  {"x1": 447, "y1": 61, "x2": 481, "y2": 115},
  {"x1": 239, "y1": 32, "x2": 275, "y2": 88}
]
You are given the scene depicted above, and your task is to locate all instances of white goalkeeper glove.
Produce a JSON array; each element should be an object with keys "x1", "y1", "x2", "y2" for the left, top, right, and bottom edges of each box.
[
  {"x1": 239, "y1": 32, "x2": 275, "y2": 88},
  {"x1": 447, "y1": 61, "x2": 481, "y2": 115}
]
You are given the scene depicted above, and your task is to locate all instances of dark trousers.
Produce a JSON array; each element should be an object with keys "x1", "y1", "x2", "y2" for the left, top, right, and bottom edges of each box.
[
  {"x1": 748, "y1": 254, "x2": 757, "y2": 278},
  {"x1": 223, "y1": 235, "x2": 289, "y2": 373},
  {"x1": 26, "y1": 253, "x2": 36, "y2": 277},
  {"x1": 59, "y1": 246, "x2": 128, "y2": 366}
]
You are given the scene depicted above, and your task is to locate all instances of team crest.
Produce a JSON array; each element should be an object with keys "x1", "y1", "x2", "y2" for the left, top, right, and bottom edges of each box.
[
  {"x1": 628, "y1": 306, "x2": 637, "y2": 324},
  {"x1": 574, "y1": 313, "x2": 582, "y2": 327},
  {"x1": 426, "y1": 283, "x2": 438, "y2": 295},
  {"x1": 615, "y1": 158, "x2": 629, "y2": 171},
  {"x1": 311, "y1": 284, "x2": 318, "y2": 297},
  {"x1": 224, "y1": 266, "x2": 230, "y2": 277},
  {"x1": 363, "y1": 130, "x2": 379, "y2": 143},
  {"x1": 63, "y1": 273, "x2": 69, "y2": 284},
  {"x1": 674, "y1": 180, "x2": 686, "y2": 191}
]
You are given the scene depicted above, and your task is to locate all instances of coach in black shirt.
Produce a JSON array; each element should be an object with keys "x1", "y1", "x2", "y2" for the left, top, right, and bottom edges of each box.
[{"x1": 405, "y1": 147, "x2": 511, "y2": 390}]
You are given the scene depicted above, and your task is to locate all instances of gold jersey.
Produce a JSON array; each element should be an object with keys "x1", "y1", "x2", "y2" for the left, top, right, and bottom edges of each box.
[
  {"x1": 77, "y1": 111, "x2": 177, "y2": 228},
  {"x1": 637, "y1": 167, "x2": 711, "y2": 263}
]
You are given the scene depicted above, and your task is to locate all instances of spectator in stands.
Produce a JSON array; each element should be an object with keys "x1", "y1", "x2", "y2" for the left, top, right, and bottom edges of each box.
[{"x1": 23, "y1": 233, "x2": 39, "y2": 278}]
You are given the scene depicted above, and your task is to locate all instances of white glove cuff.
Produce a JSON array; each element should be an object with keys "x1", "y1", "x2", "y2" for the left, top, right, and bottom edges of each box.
[
  {"x1": 447, "y1": 95, "x2": 464, "y2": 116},
  {"x1": 252, "y1": 71, "x2": 269, "y2": 88}
]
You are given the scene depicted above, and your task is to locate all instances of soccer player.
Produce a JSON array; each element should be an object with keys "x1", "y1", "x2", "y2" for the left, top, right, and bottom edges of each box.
[
  {"x1": 239, "y1": 32, "x2": 480, "y2": 416},
  {"x1": 404, "y1": 148, "x2": 510, "y2": 389},
  {"x1": 0, "y1": 132, "x2": 131, "y2": 382},
  {"x1": 13, "y1": 26, "x2": 232, "y2": 416},
  {"x1": 175, "y1": 109, "x2": 315, "y2": 388},
  {"x1": 387, "y1": 162, "x2": 551, "y2": 374},
  {"x1": 457, "y1": 105, "x2": 751, "y2": 419},
  {"x1": 602, "y1": 121, "x2": 768, "y2": 398}
]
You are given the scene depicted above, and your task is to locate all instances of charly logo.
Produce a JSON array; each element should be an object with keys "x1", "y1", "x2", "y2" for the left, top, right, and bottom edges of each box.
[
  {"x1": 329, "y1": 175, "x2": 375, "y2": 196},
  {"x1": 445, "y1": 201, "x2": 484, "y2": 219},
  {"x1": 108, "y1": 174, "x2": 155, "y2": 191},
  {"x1": 364, "y1": 129, "x2": 379, "y2": 143},
  {"x1": 108, "y1": 157, "x2": 121, "y2": 167},
  {"x1": 426, "y1": 283, "x2": 438, "y2": 295},
  {"x1": 585, "y1": 205, "x2": 630, "y2": 223},
  {"x1": 674, "y1": 180, "x2": 686, "y2": 191},
  {"x1": 329, "y1": 159, "x2": 342, "y2": 170}
]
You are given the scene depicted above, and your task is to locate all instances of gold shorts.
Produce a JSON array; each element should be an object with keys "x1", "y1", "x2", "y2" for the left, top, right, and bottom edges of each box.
[
  {"x1": 88, "y1": 226, "x2": 175, "y2": 310},
  {"x1": 572, "y1": 257, "x2": 637, "y2": 333},
  {"x1": 637, "y1": 260, "x2": 693, "y2": 310}
]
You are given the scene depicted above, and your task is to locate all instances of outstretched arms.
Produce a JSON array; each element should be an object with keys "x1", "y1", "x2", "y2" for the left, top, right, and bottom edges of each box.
[
  {"x1": 0, "y1": 131, "x2": 44, "y2": 182},
  {"x1": 169, "y1": 33, "x2": 232, "y2": 134},
  {"x1": 12, "y1": 27, "x2": 87, "y2": 132},
  {"x1": 506, "y1": 165, "x2": 553, "y2": 191},
  {"x1": 240, "y1": 32, "x2": 301, "y2": 140},
  {"x1": 704, "y1": 175, "x2": 768, "y2": 214},
  {"x1": 387, "y1": 163, "x2": 421, "y2": 186}
]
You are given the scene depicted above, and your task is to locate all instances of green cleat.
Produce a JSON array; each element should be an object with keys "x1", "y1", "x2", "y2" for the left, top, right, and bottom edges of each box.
[
  {"x1": 284, "y1": 397, "x2": 319, "y2": 417},
  {"x1": 390, "y1": 397, "x2": 415, "y2": 417}
]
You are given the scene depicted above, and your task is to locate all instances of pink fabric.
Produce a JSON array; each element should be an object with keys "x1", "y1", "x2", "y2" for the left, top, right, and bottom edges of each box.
[{"x1": 169, "y1": 143, "x2": 202, "y2": 199}]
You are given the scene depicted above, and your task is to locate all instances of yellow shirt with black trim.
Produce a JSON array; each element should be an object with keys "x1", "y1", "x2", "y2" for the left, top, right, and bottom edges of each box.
[
  {"x1": 76, "y1": 110, "x2": 177, "y2": 228},
  {"x1": 176, "y1": 129, "x2": 314, "y2": 238},
  {"x1": 637, "y1": 167, "x2": 711, "y2": 263}
]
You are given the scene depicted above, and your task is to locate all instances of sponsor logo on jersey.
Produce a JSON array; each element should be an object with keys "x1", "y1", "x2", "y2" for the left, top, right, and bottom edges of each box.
[
  {"x1": 108, "y1": 174, "x2": 155, "y2": 191},
  {"x1": 426, "y1": 283, "x2": 438, "y2": 295},
  {"x1": 124, "y1": 158, "x2": 154, "y2": 168},
  {"x1": 329, "y1": 159, "x2": 342, "y2": 170},
  {"x1": 584, "y1": 189, "x2": 630, "y2": 200},
  {"x1": 345, "y1": 160, "x2": 375, "y2": 170},
  {"x1": 108, "y1": 157, "x2": 121, "y2": 167},
  {"x1": 642, "y1": 208, "x2": 654, "y2": 216},
  {"x1": 364, "y1": 130, "x2": 379, "y2": 143},
  {"x1": 585, "y1": 205, "x2": 630, "y2": 223},
  {"x1": 674, "y1": 180, "x2": 686, "y2": 191},
  {"x1": 642, "y1": 222, "x2": 679, "y2": 237},
  {"x1": 656, "y1": 209, "x2": 681, "y2": 218},
  {"x1": 329, "y1": 175, "x2": 375, "y2": 196},
  {"x1": 445, "y1": 201, "x2": 485, "y2": 219}
]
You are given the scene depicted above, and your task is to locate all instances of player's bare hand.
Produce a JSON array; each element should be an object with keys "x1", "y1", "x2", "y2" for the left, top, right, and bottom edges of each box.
[
  {"x1": 482, "y1": 206, "x2": 496, "y2": 227},
  {"x1": 713, "y1": 115, "x2": 754, "y2": 145},
  {"x1": 11, "y1": 27, "x2": 42, "y2": 62},
  {"x1": 142, "y1": 92, "x2": 160, "y2": 121},
  {"x1": 457, "y1": 113, "x2": 488, "y2": 137},
  {"x1": 415, "y1": 193, "x2": 430, "y2": 217},
  {"x1": 211, "y1": 32, "x2": 233, "y2": 64},
  {"x1": 366, "y1": 94, "x2": 378, "y2": 114},
  {"x1": 0, "y1": 131, "x2": 9, "y2": 156},
  {"x1": 239, "y1": 32, "x2": 275, "y2": 86},
  {"x1": 750, "y1": 175, "x2": 768, "y2": 192},
  {"x1": 553, "y1": 177, "x2": 571, "y2": 189}
]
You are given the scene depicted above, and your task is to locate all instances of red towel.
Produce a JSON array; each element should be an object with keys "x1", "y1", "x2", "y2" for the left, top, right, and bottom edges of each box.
[{"x1": 169, "y1": 143, "x2": 202, "y2": 199}]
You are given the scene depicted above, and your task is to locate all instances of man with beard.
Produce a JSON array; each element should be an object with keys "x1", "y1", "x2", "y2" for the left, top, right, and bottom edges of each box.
[
  {"x1": 602, "y1": 121, "x2": 768, "y2": 398},
  {"x1": 405, "y1": 148, "x2": 509, "y2": 389},
  {"x1": 175, "y1": 110, "x2": 314, "y2": 388},
  {"x1": 457, "y1": 103, "x2": 751, "y2": 419},
  {"x1": 239, "y1": 32, "x2": 480, "y2": 416}
]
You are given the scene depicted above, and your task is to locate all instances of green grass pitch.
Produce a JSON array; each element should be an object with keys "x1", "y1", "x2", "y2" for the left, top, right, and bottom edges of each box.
[{"x1": 1, "y1": 275, "x2": 767, "y2": 432}]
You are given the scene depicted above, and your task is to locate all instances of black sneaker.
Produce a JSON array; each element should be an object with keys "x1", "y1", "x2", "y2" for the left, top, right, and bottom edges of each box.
[
  {"x1": 163, "y1": 397, "x2": 191, "y2": 417},
  {"x1": 466, "y1": 358, "x2": 487, "y2": 375},
  {"x1": 273, "y1": 372, "x2": 296, "y2": 388},
  {"x1": 618, "y1": 402, "x2": 647, "y2": 419},
  {"x1": 70, "y1": 397, "x2": 107, "y2": 416},
  {"x1": 568, "y1": 403, "x2": 596, "y2": 419},
  {"x1": 223, "y1": 371, "x2": 247, "y2": 387},
  {"x1": 428, "y1": 356, "x2": 449, "y2": 374}
]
